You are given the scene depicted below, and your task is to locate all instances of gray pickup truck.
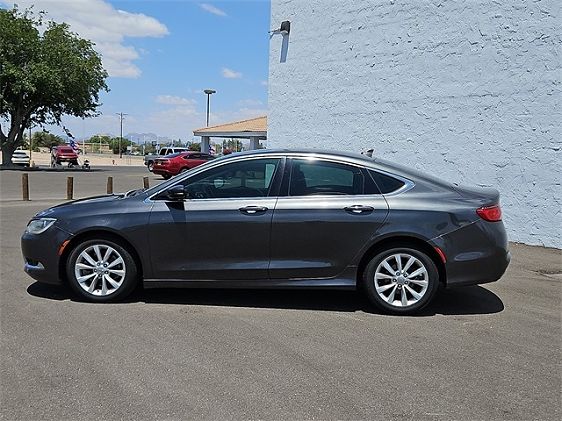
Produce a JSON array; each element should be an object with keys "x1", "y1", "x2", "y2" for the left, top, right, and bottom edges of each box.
[{"x1": 144, "y1": 147, "x2": 190, "y2": 171}]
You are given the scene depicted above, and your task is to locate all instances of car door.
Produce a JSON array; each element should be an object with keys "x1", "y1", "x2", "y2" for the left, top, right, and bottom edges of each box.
[
  {"x1": 148, "y1": 157, "x2": 284, "y2": 281},
  {"x1": 269, "y1": 157, "x2": 389, "y2": 279},
  {"x1": 183, "y1": 153, "x2": 205, "y2": 169}
]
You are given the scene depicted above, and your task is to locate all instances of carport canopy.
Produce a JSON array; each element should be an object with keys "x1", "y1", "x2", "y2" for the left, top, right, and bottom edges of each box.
[{"x1": 193, "y1": 115, "x2": 267, "y2": 153}]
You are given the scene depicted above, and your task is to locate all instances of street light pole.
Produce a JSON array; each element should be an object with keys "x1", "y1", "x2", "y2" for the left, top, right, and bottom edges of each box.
[
  {"x1": 203, "y1": 89, "x2": 216, "y2": 127},
  {"x1": 116, "y1": 112, "x2": 128, "y2": 158}
]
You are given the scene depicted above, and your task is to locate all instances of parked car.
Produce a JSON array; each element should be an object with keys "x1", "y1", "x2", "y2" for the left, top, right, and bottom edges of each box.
[
  {"x1": 51, "y1": 145, "x2": 78, "y2": 166},
  {"x1": 11, "y1": 150, "x2": 30, "y2": 167},
  {"x1": 152, "y1": 151, "x2": 215, "y2": 179},
  {"x1": 144, "y1": 147, "x2": 190, "y2": 171},
  {"x1": 21, "y1": 149, "x2": 510, "y2": 314}
]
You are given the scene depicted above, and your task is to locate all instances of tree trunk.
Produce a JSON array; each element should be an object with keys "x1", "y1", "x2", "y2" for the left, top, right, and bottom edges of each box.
[
  {"x1": 1, "y1": 142, "x2": 16, "y2": 167},
  {"x1": 0, "y1": 112, "x2": 25, "y2": 166}
]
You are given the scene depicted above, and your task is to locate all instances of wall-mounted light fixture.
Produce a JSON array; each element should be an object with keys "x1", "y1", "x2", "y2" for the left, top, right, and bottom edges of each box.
[
  {"x1": 269, "y1": 20, "x2": 291, "y2": 63},
  {"x1": 269, "y1": 20, "x2": 291, "y2": 36}
]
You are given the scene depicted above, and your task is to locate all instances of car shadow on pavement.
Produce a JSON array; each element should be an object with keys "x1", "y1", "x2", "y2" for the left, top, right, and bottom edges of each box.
[{"x1": 27, "y1": 282, "x2": 504, "y2": 316}]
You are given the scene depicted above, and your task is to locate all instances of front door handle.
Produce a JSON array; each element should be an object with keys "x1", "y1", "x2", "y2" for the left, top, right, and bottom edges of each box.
[
  {"x1": 239, "y1": 206, "x2": 268, "y2": 215},
  {"x1": 344, "y1": 205, "x2": 374, "y2": 214}
]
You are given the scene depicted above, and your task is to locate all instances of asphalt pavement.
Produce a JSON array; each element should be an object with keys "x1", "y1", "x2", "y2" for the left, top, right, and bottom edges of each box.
[{"x1": 0, "y1": 167, "x2": 560, "y2": 420}]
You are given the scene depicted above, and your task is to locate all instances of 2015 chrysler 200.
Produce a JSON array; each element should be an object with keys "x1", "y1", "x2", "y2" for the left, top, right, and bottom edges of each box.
[{"x1": 21, "y1": 150, "x2": 510, "y2": 314}]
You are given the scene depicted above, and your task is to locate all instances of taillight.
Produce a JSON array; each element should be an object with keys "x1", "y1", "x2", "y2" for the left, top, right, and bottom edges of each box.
[{"x1": 477, "y1": 205, "x2": 502, "y2": 222}]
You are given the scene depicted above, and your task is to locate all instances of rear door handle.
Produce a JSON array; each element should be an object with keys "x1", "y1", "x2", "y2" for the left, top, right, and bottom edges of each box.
[
  {"x1": 344, "y1": 205, "x2": 374, "y2": 214},
  {"x1": 239, "y1": 206, "x2": 269, "y2": 214}
]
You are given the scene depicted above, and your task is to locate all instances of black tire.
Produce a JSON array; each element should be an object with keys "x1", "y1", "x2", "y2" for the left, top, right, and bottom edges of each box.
[
  {"x1": 147, "y1": 162, "x2": 154, "y2": 171},
  {"x1": 162, "y1": 174, "x2": 171, "y2": 179},
  {"x1": 362, "y1": 247, "x2": 439, "y2": 315},
  {"x1": 66, "y1": 238, "x2": 138, "y2": 302},
  {"x1": 180, "y1": 167, "x2": 188, "y2": 173}
]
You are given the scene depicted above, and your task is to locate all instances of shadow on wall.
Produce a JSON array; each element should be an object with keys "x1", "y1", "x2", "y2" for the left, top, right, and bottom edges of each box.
[{"x1": 27, "y1": 282, "x2": 504, "y2": 317}]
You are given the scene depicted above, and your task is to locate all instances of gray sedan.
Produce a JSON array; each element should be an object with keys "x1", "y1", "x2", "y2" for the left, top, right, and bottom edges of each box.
[{"x1": 21, "y1": 149, "x2": 510, "y2": 315}]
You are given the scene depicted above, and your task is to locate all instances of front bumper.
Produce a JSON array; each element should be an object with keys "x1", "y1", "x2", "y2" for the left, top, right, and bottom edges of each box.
[
  {"x1": 21, "y1": 225, "x2": 72, "y2": 285},
  {"x1": 431, "y1": 219, "x2": 511, "y2": 287}
]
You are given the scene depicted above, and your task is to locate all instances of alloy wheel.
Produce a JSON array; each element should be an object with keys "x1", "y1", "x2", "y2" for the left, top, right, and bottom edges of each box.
[
  {"x1": 373, "y1": 253, "x2": 429, "y2": 307},
  {"x1": 74, "y1": 244, "x2": 126, "y2": 296}
]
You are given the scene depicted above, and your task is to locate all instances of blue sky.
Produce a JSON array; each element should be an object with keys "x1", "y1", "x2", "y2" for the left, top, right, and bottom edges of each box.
[{"x1": 1, "y1": 0, "x2": 271, "y2": 140}]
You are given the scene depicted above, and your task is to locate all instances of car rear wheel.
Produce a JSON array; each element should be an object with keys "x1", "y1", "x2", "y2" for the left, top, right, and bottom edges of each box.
[
  {"x1": 180, "y1": 167, "x2": 188, "y2": 173},
  {"x1": 362, "y1": 247, "x2": 439, "y2": 315},
  {"x1": 66, "y1": 239, "x2": 138, "y2": 302}
]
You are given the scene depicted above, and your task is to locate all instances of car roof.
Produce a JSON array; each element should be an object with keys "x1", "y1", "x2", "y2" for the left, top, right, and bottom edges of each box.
[
  {"x1": 221, "y1": 148, "x2": 377, "y2": 165},
  {"x1": 219, "y1": 149, "x2": 451, "y2": 188}
]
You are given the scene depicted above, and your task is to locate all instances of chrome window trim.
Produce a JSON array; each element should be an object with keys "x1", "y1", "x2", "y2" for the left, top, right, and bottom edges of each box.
[{"x1": 145, "y1": 152, "x2": 414, "y2": 202}]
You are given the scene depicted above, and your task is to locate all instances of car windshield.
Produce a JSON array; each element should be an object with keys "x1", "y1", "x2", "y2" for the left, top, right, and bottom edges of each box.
[{"x1": 164, "y1": 153, "x2": 182, "y2": 158}]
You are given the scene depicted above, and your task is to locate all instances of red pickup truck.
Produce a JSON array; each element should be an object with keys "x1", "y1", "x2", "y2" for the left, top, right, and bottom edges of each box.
[{"x1": 51, "y1": 146, "x2": 79, "y2": 166}]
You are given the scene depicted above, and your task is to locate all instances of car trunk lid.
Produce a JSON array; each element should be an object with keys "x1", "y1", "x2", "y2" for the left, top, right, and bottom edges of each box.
[{"x1": 452, "y1": 183, "x2": 500, "y2": 206}]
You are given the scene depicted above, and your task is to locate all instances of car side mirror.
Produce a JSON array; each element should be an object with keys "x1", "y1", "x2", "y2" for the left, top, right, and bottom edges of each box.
[{"x1": 166, "y1": 185, "x2": 187, "y2": 201}]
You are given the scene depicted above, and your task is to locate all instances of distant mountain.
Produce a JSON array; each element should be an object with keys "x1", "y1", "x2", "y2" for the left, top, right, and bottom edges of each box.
[{"x1": 125, "y1": 133, "x2": 159, "y2": 144}]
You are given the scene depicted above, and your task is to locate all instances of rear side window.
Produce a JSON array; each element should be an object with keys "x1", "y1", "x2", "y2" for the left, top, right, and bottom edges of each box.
[
  {"x1": 369, "y1": 170, "x2": 405, "y2": 194},
  {"x1": 289, "y1": 159, "x2": 364, "y2": 196}
]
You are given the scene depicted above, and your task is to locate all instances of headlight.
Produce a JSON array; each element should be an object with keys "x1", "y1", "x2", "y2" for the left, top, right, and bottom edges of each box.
[{"x1": 25, "y1": 218, "x2": 57, "y2": 234}]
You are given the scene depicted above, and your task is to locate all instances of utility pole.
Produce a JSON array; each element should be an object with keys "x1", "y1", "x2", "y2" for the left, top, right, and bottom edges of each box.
[
  {"x1": 116, "y1": 112, "x2": 128, "y2": 158},
  {"x1": 28, "y1": 125, "x2": 32, "y2": 162}
]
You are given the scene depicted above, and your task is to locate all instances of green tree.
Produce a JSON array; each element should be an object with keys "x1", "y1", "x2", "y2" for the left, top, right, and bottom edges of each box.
[
  {"x1": 31, "y1": 131, "x2": 65, "y2": 148},
  {"x1": 188, "y1": 142, "x2": 201, "y2": 152},
  {"x1": 0, "y1": 8, "x2": 108, "y2": 165},
  {"x1": 108, "y1": 137, "x2": 132, "y2": 154}
]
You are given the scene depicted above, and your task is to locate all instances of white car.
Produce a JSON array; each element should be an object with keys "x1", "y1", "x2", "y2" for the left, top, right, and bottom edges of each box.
[{"x1": 11, "y1": 150, "x2": 30, "y2": 167}]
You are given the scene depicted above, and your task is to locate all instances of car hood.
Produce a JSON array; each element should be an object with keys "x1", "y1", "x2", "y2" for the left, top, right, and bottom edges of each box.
[{"x1": 34, "y1": 194, "x2": 124, "y2": 218}]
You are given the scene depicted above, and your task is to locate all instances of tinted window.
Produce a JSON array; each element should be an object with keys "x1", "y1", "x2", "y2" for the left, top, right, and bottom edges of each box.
[
  {"x1": 182, "y1": 158, "x2": 280, "y2": 199},
  {"x1": 290, "y1": 159, "x2": 363, "y2": 196},
  {"x1": 369, "y1": 170, "x2": 405, "y2": 194}
]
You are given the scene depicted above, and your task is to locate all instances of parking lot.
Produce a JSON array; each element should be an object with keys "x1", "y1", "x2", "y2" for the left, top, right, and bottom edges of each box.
[{"x1": 1, "y1": 167, "x2": 560, "y2": 420}]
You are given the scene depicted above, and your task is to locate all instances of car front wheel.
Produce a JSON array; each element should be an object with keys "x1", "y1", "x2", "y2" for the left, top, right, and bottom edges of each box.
[
  {"x1": 66, "y1": 239, "x2": 138, "y2": 302},
  {"x1": 362, "y1": 247, "x2": 439, "y2": 315},
  {"x1": 147, "y1": 162, "x2": 154, "y2": 171}
]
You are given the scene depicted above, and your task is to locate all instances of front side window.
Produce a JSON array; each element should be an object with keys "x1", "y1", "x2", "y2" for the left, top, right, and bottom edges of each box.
[
  {"x1": 181, "y1": 158, "x2": 280, "y2": 199},
  {"x1": 289, "y1": 159, "x2": 364, "y2": 196}
]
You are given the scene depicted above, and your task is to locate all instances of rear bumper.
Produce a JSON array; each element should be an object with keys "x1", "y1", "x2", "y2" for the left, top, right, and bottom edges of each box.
[
  {"x1": 152, "y1": 168, "x2": 174, "y2": 177},
  {"x1": 430, "y1": 220, "x2": 510, "y2": 287}
]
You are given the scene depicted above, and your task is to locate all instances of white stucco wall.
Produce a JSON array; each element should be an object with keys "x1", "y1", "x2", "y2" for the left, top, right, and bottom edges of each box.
[{"x1": 268, "y1": 0, "x2": 561, "y2": 248}]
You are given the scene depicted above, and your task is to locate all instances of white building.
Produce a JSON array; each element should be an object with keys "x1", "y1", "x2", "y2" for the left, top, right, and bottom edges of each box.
[{"x1": 267, "y1": 0, "x2": 561, "y2": 248}]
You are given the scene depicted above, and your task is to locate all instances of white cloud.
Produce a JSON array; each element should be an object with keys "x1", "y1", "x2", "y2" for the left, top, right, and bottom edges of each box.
[
  {"x1": 156, "y1": 95, "x2": 197, "y2": 106},
  {"x1": 2, "y1": 0, "x2": 169, "y2": 78},
  {"x1": 199, "y1": 3, "x2": 227, "y2": 17},
  {"x1": 52, "y1": 103, "x2": 267, "y2": 140},
  {"x1": 260, "y1": 80, "x2": 268, "y2": 87},
  {"x1": 222, "y1": 67, "x2": 242, "y2": 79}
]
